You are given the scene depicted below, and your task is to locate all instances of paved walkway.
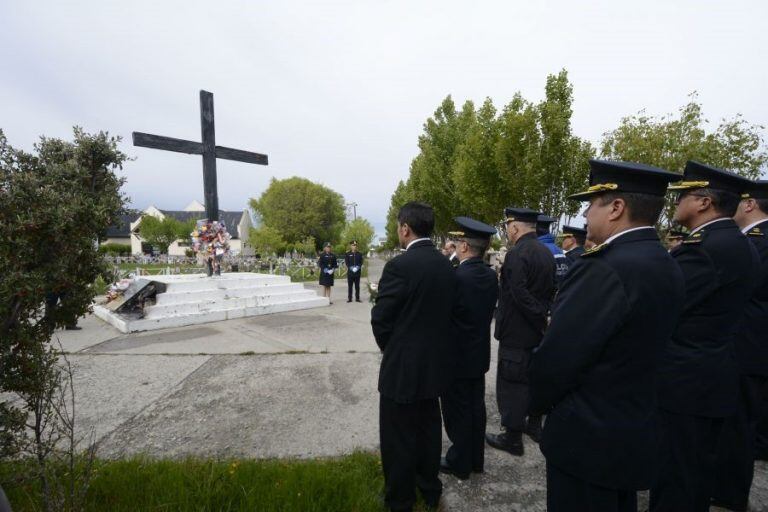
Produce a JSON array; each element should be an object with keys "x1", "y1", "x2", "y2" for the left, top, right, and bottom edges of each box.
[{"x1": 52, "y1": 256, "x2": 767, "y2": 511}]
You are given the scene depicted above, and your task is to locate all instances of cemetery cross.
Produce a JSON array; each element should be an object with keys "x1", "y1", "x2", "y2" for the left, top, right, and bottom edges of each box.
[{"x1": 132, "y1": 90, "x2": 268, "y2": 221}]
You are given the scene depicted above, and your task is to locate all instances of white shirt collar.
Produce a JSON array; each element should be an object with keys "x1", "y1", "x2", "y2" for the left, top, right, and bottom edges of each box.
[
  {"x1": 406, "y1": 237, "x2": 431, "y2": 251},
  {"x1": 741, "y1": 218, "x2": 768, "y2": 234},
  {"x1": 603, "y1": 226, "x2": 654, "y2": 245},
  {"x1": 690, "y1": 217, "x2": 730, "y2": 236}
]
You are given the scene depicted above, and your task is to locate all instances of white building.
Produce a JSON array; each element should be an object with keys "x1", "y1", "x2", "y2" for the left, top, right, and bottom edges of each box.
[{"x1": 105, "y1": 201, "x2": 254, "y2": 256}]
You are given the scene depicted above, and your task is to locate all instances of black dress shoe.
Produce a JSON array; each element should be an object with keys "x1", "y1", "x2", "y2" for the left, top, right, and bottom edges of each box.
[
  {"x1": 355, "y1": 298, "x2": 362, "y2": 302},
  {"x1": 439, "y1": 456, "x2": 469, "y2": 480},
  {"x1": 347, "y1": 299, "x2": 352, "y2": 302},
  {"x1": 485, "y1": 431, "x2": 524, "y2": 456},
  {"x1": 64, "y1": 325, "x2": 82, "y2": 330}
]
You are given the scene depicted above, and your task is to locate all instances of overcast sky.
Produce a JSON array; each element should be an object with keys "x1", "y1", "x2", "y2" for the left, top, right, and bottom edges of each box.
[{"x1": 2, "y1": 0, "x2": 766, "y2": 236}]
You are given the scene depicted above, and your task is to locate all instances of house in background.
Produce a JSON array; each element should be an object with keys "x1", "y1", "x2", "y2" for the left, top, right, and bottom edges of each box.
[
  {"x1": 112, "y1": 201, "x2": 254, "y2": 256},
  {"x1": 102, "y1": 210, "x2": 139, "y2": 246}
]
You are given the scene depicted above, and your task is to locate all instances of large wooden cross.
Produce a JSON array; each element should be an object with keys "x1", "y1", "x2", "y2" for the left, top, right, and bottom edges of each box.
[{"x1": 132, "y1": 90, "x2": 268, "y2": 221}]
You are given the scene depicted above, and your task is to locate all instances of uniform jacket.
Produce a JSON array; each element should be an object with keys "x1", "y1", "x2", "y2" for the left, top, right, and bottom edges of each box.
[
  {"x1": 657, "y1": 219, "x2": 760, "y2": 417},
  {"x1": 529, "y1": 228, "x2": 685, "y2": 490},
  {"x1": 539, "y1": 233, "x2": 568, "y2": 288},
  {"x1": 564, "y1": 245, "x2": 585, "y2": 262},
  {"x1": 734, "y1": 219, "x2": 768, "y2": 376},
  {"x1": 344, "y1": 251, "x2": 364, "y2": 275},
  {"x1": 317, "y1": 252, "x2": 338, "y2": 271},
  {"x1": 494, "y1": 232, "x2": 555, "y2": 351},
  {"x1": 452, "y1": 257, "x2": 499, "y2": 379},
  {"x1": 371, "y1": 239, "x2": 458, "y2": 403}
]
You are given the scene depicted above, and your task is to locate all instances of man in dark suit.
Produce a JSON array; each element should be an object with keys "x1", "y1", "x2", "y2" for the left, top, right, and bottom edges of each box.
[
  {"x1": 344, "y1": 240, "x2": 364, "y2": 302},
  {"x1": 439, "y1": 217, "x2": 499, "y2": 480},
  {"x1": 710, "y1": 179, "x2": 768, "y2": 510},
  {"x1": 651, "y1": 161, "x2": 760, "y2": 512},
  {"x1": 529, "y1": 159, "x2": 686, "y2": 512},
  {"x1": 560, "y1": 225, "x2": 587, "y2": 261},
  {"x1": 371, "y1": 201, "x2": 458, "y2": 512},
  {"x1": 486, "y1": 207, "x2": 554, "y2": 455}
]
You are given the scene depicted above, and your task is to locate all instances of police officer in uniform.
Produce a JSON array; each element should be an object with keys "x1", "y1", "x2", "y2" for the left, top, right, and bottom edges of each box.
[
  {"x1": 537, "y1": 214, "x2": 568, "y2": 286},
  {"x1": 371, "y1": 202, "x2": 458, "y2": 512},
  {"x1": 344, "y1": 240, "x2": 364, "y2": 303},
  {"x1": 317, "y1": 242, "x2": 338, "y2": 304},
  {"x1": 439, "y1": 217, "x2": 499, "y2": 480},
  {"x1": 710, "y1": 179, "x2": 768, "y2": 510},
  {"x1": 486, "y1": 207, "x2": 554, "y2": 455},
  {"x1": 560, "y1": 225, "x2": 587, "y2": 261},
  {"x1": 529, "y1": 159, "x2": 686, "y2": 512},
  {"x1": 650, "y1": 161, "x2": 760, "y2": 512}
]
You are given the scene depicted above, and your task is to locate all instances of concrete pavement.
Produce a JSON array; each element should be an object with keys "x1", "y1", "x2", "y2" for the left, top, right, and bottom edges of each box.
[{"x1": 53, "y1": 256, "x2": 767, "y2": 511}]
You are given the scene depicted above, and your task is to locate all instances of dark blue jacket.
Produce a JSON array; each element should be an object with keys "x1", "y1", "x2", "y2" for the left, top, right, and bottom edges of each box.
[
  {"x1": 657, "y1": 219, "x2": 760, "y2": 417},
  {"x1": 530, "y1": 228, "x2": 685, "y2": 490},
  {"x1": 453, "y1": 257, "x2": 499, "y2": 378},
  {"x1": 735, "y1": 219, "x2": 768, "y2": 376}
]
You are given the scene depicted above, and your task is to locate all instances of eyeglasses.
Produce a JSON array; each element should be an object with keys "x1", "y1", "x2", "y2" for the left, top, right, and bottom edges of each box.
[{"x1": 673, "y1": 191, "x2": 709, "y2": 203}]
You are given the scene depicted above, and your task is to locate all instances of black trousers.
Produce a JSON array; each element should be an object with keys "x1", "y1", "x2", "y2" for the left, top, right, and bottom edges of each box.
[
  {"x1": 496, "y1": 347, "x2": 533, "y2": 432},
  {"x1": 546, "y1": 462, "x2": 637, "y2": 512},
  {"x1": 379, "y1": 395, "x2": 442, "y2": 511},
  {"x1": 712, "y1": 374, "x2": 767, "y2": 510},
  {"x1": 441, "y1": 377, "x2": 486, "y2": 474},
  {"x1": 347, "y1": 273, "x2": 361, "y2": 300},
  {"x1": 757, "y1": 379, "x2": 768, "y2": 459},
  {"x1": 650, "y1": 410, "x2": 724, "y2": 512}
]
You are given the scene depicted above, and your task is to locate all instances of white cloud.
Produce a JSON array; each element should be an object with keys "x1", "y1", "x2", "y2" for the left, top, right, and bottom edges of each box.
[{"x1": 1, "y1": 0, "x2": 766, "y2": 236}]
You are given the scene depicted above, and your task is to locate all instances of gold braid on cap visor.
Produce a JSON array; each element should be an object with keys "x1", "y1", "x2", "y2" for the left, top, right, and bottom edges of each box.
[
  {"x1": 585, "y1": 183, "x2": 619, "y2": 193},
  {"x1": 667, "y1": 180, "x2": 710, "y2": 191}
]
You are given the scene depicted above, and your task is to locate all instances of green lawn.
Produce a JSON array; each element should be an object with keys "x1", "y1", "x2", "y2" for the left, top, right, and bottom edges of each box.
[{"x1": 1, "y1": 452, "x2": 418, "y2": 511}]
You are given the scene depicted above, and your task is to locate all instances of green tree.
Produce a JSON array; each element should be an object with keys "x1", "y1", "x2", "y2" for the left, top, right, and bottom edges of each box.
[
  {"x1": 384, "y1": 180, "x2": 413, "y2": 249},
  {"x1": 390, "y1": 70, "x2": 593, "y2": 239},
  {"x1": 601, "y1": 93, "x2": 767, "y2": 225},
  {"x1": 137, "y1": 216, "x2": 194, "y2": 254},
  {"x1": 248, "y1": 225, "x2": 287, "y2": 256},
  {"x1": 340, "y1": 218, "x2": 376, "y2": 254},
  {"x1": 250, "y1": 177, "x2": 345, "y2": 250},
  {"x1": 292, "y1": 235, "x2": 317, "y2": 257},
  {"x1": 0, "y1": 127, "x2": 126, "y2": 508}
]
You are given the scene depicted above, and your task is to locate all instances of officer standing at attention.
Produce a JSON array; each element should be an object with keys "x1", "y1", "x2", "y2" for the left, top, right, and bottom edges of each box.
[
  {"x1": 371, "y1": 202, "x2": 458, "y2": 512},
  {"x1": 710, "y1": 179, "x2": 768, "y2": 511},
  {"x1": 317, "y1": 242, "x2": 338, "y2": 304},
  {"x1": 486, "y1": 207, "x2": 554, "y2": 455},
  {"x1": 439, "y1": 217, "x2": 499, "y2": 480},
  {"x1": 537, "y1": 214, "x2": 568, "y2": 286},
  {"x1": 560, "y1": 225, "x2": 587, "y2": 261},
  {"x1": 344, "y1": 240, "x2": 364, "y2": 303},
  {"x1": 651, "y1": 161, "x2": 760, "y2": 512},
  {"x1": 529, "y1": 159, "x2": 686, "y2": 512}
]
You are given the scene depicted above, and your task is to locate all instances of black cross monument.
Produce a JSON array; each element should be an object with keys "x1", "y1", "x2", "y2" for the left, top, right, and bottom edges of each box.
[{"x1": 132, "y1": 90, "x2": 268, "y2": 221}]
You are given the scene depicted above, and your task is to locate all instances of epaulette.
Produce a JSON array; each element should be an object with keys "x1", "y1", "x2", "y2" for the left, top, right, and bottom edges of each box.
[
  {"x1": 581, "y1": 243, "x2": 607, "y2": 257},
  {"x1": 682, "y1": 230, "x2": 704, "y2": 245},
  {"x1": 747, "y1": 227, "x2": 764, "y2": 237}
]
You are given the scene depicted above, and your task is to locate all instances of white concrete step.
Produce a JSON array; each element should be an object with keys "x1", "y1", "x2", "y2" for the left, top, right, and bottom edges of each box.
[
  {"x1": 93, "y1": 273, "x2": 329, "y2": 333},
  {"x1": 155, "y1": 283, "x2": 305, "y2": 306},
  {"x1": 146, "y1": 289, "x2": 318, "y2": 318},
  {"x1": 119, "y1": 296, "x2": 330, "y2": 332},
  {"x1": 150, "y1": 273, "x2": 291, "y2": 294}
]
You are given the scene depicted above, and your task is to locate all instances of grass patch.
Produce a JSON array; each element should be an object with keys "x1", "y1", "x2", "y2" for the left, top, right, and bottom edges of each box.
[{"x1": 0, "y1": 452, "x2": 403, "y2": 511}]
